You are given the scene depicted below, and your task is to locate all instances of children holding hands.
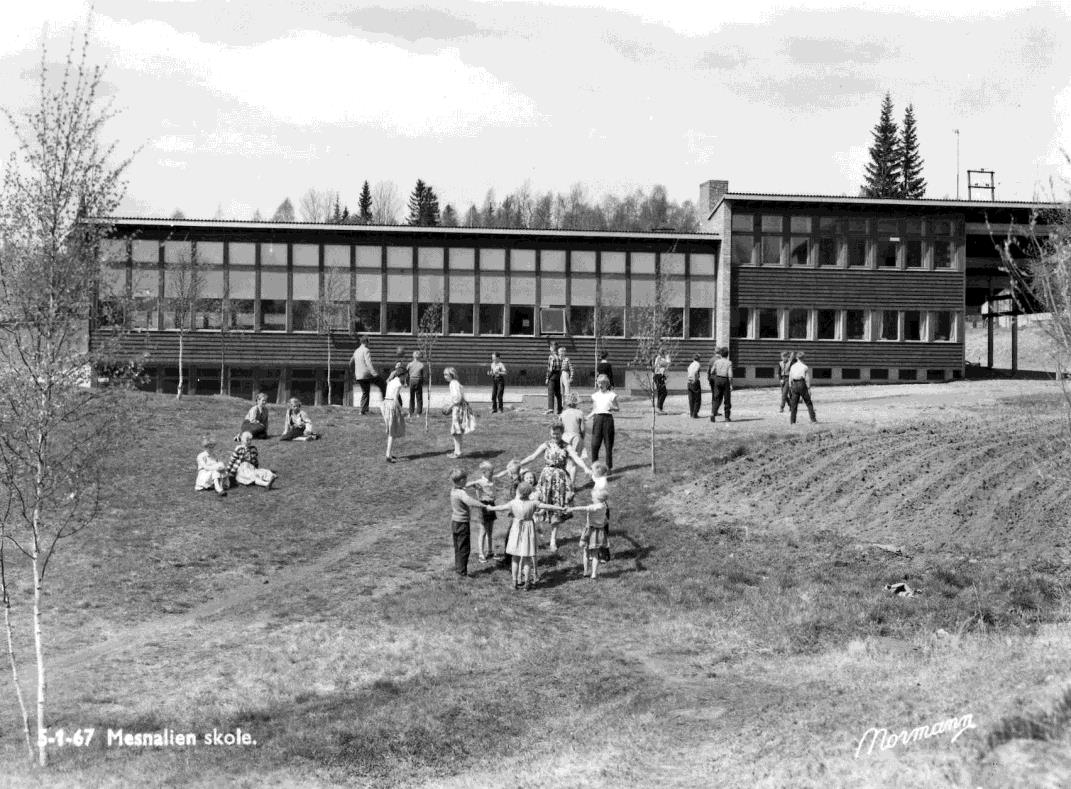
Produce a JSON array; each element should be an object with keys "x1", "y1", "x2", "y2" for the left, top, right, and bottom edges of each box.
[
  {"x1": 487, "y1": 482, "x2": 567, "y2": 590},
  {"x1": 565, "y1": 461, "x2": 612, "y2": 579}
]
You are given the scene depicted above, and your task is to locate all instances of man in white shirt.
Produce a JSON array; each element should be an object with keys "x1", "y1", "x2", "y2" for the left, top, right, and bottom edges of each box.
[
  {"x1": 350, "y1": 336, "x2": 384, "y2": 415},
  {"x1": 686, "y1": 354, "x2": 702, "y2": 418},
  {"x1": 787, "y1": 351, "x2": 817, "y2": 424}
]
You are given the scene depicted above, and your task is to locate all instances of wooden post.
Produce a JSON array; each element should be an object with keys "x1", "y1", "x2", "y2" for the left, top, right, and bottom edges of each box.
[
  {"x1": 986, "y1": 275, "x2": 994, "y2": 370},
  {"x1": 1011, "y1": 313, "x2": 1019, "y2": 374}
]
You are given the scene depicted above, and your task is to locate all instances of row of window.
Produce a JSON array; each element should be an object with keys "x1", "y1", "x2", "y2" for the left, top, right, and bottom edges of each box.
[
  {"x1": 102, "y1": 239, "x2": 717, "y2": 276},
  {"x1": 100, "y1": 297, "x2": 718, "y2": 339},
  {"x1": 732, "y1": 308, "x2": 959, "y2": 343},
  {"x1": 730, "y1": 213, "x2": 958, "y2": 270},
  {"x1": 747, "y1": 367, "x2": 958, "y2": 381}
]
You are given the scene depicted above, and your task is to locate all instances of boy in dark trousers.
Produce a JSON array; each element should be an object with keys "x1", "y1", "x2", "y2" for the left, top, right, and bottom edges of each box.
[{"x1": 449, "y1": 468, "x2": 485, "y2": 577}]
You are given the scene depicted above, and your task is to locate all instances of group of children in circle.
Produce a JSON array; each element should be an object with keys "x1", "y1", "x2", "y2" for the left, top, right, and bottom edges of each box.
[{"x1": 449, "y1": 449, "x2": 612, "y2": 590}]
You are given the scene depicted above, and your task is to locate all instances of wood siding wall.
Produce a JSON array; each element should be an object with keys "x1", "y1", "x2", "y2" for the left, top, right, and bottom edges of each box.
[{"x1": 732, "y1": 268, "x2": 963, "y2": 309}]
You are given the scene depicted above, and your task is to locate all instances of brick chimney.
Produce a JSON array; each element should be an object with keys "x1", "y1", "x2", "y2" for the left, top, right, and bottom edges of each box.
[{"x1": 698, "y1": 179, "x2": 728, "y2": 231}]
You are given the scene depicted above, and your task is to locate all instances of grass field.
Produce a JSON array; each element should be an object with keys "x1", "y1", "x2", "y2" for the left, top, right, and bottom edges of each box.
[{"x1": 1, "y1": 383, "x2": 1071, "y2": 788}]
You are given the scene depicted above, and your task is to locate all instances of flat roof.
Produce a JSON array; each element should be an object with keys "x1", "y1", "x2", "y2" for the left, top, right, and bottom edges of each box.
[
  {"x1": 712, "y1": 192, "x2": 1061, "y2": 217},
  {"x1": 91, "y1": 217, "x2": 719, "y2": 243}
]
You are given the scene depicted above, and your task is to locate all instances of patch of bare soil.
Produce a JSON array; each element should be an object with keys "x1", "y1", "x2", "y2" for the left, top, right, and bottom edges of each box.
[{"x1": 663, "y1": 408, "x2": 1071, "y2": 558}]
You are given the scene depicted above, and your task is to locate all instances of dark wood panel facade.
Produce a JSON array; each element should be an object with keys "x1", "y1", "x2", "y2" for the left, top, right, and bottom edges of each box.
[{"x1": 733, "y1": 268, "x2": 963, "y2": 309}]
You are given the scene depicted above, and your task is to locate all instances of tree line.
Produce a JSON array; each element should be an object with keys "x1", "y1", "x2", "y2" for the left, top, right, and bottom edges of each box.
[{"x1": 212, "y1": 180, "x2": 699, "y2": 232}]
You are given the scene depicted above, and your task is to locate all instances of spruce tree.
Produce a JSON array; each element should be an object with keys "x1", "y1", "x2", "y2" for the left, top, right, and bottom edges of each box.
[
  {"x1": 862, "y1": 93, "x2": 901, "y2": 198},
  {"x1": 407, "y1": 180, "x2": 427, "y2": 225},
  {"x1": 272, "y1": 197, "x2": 295, "y2": 222},
  {"x1": 358, "y1": 180, "x2": 373, "y2": 224},
  {"x1": 441, "y1": 204, "x2": 458, "y2": 226},
  {"x1": 420, "y1": 185, "x2": 441, "y2": 226},
  {"x1": 899, "y1": 104, "x2": 926, "y2": 198}
]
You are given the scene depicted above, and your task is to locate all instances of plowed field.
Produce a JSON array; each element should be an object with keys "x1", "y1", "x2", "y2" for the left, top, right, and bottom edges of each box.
[{"x1": 666, "y1": 407, "x2": 1071, "y2": 560}]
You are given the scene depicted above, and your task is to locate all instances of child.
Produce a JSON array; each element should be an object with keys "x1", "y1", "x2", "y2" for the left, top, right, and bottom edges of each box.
[
  {"x1": 494, "y1": 459, "x2": 522, "y2": 499},
  {"x1": 487, "y1": 482, "x2": 565, "y2": 590},
  {"x1": 449, "y1": 468, "x2": 486, "y2": 577},
  {"x1": 488, "y1": 352, "x2": 507, "y2": 413},
  {"x1": 237, "y1": 392, "x2": 270, "y2": 441},
  {"x1": 466, "y1": 461, "x2": 497, "y2": 562},
  {"x1": 194, "y1": 437, "x2": 228, "y2": 497},
  {"x1": 568, "y1": 461, "x2": 611, "y2": 579},
  {"x1": 407, "y1": 350, "x2": 426, "y2": 417},
  {"x1": 226, "y1": 431, "x2": 278, "y2": 489},
  {"x1": 279, "y1": 397, "x2": 319, "y2": 441}
]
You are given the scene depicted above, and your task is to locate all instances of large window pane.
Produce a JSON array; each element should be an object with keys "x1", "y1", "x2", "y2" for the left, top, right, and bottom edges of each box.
[
  {"x1": 510, "y1": 272, "x2": 535, "y2": 304},
  {"x1": 478, "y1": 304, "x2": 504, "y2": 335},
  {"x1": 386, "y1": 246, "x2": 411, "y2": 269},
  {"x1": 877, "y1": 239, "x2": 898, "y2": 268},
  {"x1": 541, "y1": 273, "x2": 566, "y2": 304},
  {"x1": 761, "y1": 236, "x2": 782, "y2": 266},
  {"x1": 689, "y1": 308, "x2": 712, "y2": 338},
  {"x1": 133, "y1": 240, "x2": 160, "y2": 263},
  {"x1": 847, "y1": 237, "x2": 867, "y2": 267},
  {"x1": 732, "y1": 235, "x2": 754, "y2": 265},
  {"x1": 788, "y1": 308, "x2": 809, "y2": 339},
  {"x1": 541, "y1": 250, "x2": 565, "y2": 272},
  {"x1": 572, "y1": 275, "x2": 596, "y2": 306},
  {"x1": 569, "y1": 306, "x2": 595, "y2": 335},
  {"x1": 293, "y1": 244, "x2": 318, "y2": 267},
  {"x1": 934, "y1": 240, "x2": 953, "y2": 268},
  {"x1": 509, "y1": 305, "x2": 534, "y2": 335},
  {"x1": 817, "y1": 237, "x2": 837, "y2": 267},
  {"x1": 601, "y1": 252, "x2": 625, "y2": 274},
  {"x1": 662, "y1": 253, "x2": 685, "y2": 276},
  {"x1": 731, "y1": 213, "x2": 753, "y2": 231},
  {"x1": 511, "y1": 249, "x2": 535, "y2": 272},
  {"x1": 356, "y1": 245, "x2": 380, "y2": 268},
  {"x1": 418, "y1": 247, "x2": 444, "y2": 270},
  {"x1": 164, "y1": 240, "x2": 192, "y2": 265},
  {"x1": 903, "y1": 310, "x2": 921, "y2": 341},
  {"x1": 758, "y1": 308, "x2": 779, "y2": 339},
  {"x1": 101, "y1": 238, "x2": 128, "y2": 263},
  {"x1": 732, "y1": 307, "x2": 750, "y2": 339},
  {"x1": 386, "y1": 303, "x2": 412, "y2": 333},
  {"x1": 480, "y1": 272, "x2": 505, "y2": 302},
  {"x1": 789, "y1": 216, "x2": 811, "y2": 233},
  {"x1": 816, "y1": 309, "x2": 837, "y2": 340},
  {"x1": 261, "y1": 300, "x2": 286, "y2": 330},
  {"x1": 418, "y1": 273, "x2": 444, "y2": 301},
  {"x1": 261, "y1": 243, "x2": 287, "y2": 267},
  {"x1": 881, "y1": 311, "x2": 899, "y2": 340},
  {"x1": 632, "y1": 253, "x2": 655, "y2": 275},
  {"x1": 933, "y1": 311, "x2": 954, "y2": 341},
  {"x1": 480, "y1": 248, "x2": 505, "y2": 270},
  {"x1": 229, "y1": 268, "x2": 255, "y2": 299},
  {"x1": 325, "y1": 244, "x2": 349, "y2": 267},
  {"x1": 790, "y1": 237, "x2": 809, "y2": 266},
  {"x1": 665, "y1": 308, "x2": 684, "y2": 337},
  {"x1": 761, "y1": 215, "x2": 782, "y2": 233},
  {"x1": 196, "y1": 299, "x2": 222, "y2": 330},
  {"x1": 572, "y1": 251, "x2": 595, "y2": 273},
  {"x1": 230, "y1": 300, "x2": 254, "y2": 330},
  {"x1": 691, "y1": 253, "x2": 716, "y2": 276},
  {"x1": 846, "y1": 310, "x2": 866, "y2": 340},
  {"x1": 904, "y1": 239, "x2": 922, "y2": 268},
  {"x1": 355, "y1": 302, "x2": 380, "y2": 334},
  {"x1": 448, "y1": 304, "x2": 473, "y2": 334},
  {"x1": 601, "y1": 307, "x2": 625, "y2": 337},
  {"x1": 292, "y1": 271, "x2": 319, "y2": 331}
]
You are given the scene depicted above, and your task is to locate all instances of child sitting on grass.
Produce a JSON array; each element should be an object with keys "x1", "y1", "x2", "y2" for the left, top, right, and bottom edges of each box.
[
  {"x1": 487, "y1": 482, "x2": 566, "y2": 590},
  {"x1": 466, "y1": 461, "x2": 497, "y2": 563},
  {"x1": 279, "y1": 397, "x2": 320, "y2": 441},
  {"x1": 194, "y1": 437, "x2": 228, "y2": 497},
  {"x1": 226, "y1": 431, "x2": 278, "y2": 490},
  {"x1": 568, "y1": 461, "x2": 611, "y2": 579}
]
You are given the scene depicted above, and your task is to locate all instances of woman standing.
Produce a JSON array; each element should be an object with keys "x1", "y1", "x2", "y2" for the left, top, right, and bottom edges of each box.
[
  {"x1": 587, "y1": 374, "x2": 619, "y2": 471},
  {"x1": 442, "y1": 367, "x2": 476, "y2": 459},
  {"x1": 518, "y1": 420, "x2": 590, "y2": 553},
  {"x1": 382, "y1": 362, "x2": 407, "y2": 463}
]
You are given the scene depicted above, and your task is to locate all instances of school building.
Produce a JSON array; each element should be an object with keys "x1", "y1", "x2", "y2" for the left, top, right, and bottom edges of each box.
[{"x1": 92, "y1": 180, "x2": 1055, "y2": 403}]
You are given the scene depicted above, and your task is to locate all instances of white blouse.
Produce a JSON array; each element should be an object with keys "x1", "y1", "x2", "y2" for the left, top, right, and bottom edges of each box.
[
  {"x1": 590, "y1": 390, "x2": 618, "y2": 414},
  {"x1": 449, "y1": 378, "x2": 465, "y2": 405},
  {"x1": 385, "y1": 376, "x2": 405, "y2": 402}
]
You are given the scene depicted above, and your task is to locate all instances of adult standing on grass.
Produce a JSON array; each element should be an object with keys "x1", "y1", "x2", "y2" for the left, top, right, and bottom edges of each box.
[
  {"x1": 545, "y1": 341, "x2": 563, "y2": 414},
  {"x1": 787, "y1": 351, "x2": 817, "y2": 424},
  {"x1": 709, "y1": 347, "x2": 733, "y2": 423},
  {"x1": 443, "y1": 367, "x2": 476, "y2": 458},
  {"x1": 587, "y1": 374, "x2": 619, "y2": 471},
  {"x1": 778, "y1": 350, "x2": 794, "y2": 414},
  {"x1": 517, "y1": 420, "x2": 591, "y2": 553},
  {"x1": 559, "y1": 348, "x2": 575, "y2": 405},
  {"x1": 350, "y1": 335, "x2": 384, "y2": 415},
  {"x1": 653, "y1": 351, "x2": 671, "y2": 414},
  {"x1": 406, "y1": 350, "x2": 426, "y2": 417},
  {"x1": 686, "y1": 354, "x2": 702, "y2": 418},
  {"x1": 488, "y1": 351, "x2": 507, "y2": 413},
  {"x1": 382, "y1": 363, "x2": 407, "y2": 462}
]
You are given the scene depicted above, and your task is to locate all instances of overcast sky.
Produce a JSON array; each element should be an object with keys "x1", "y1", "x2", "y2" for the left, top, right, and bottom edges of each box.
[{"x1": 2, "y1": 0, "x2": 1068, "y2": 220}]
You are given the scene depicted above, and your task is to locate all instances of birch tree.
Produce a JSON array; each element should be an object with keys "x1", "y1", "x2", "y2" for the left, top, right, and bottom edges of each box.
[
  {"x1": 417, "y1": 296, "x2": 444, "y2": 431},
  {"x1": 0, "y1": 27, "x2": 134, "y2": 767},
  {"x1": 629, "y1": 271, "x2": 681, "y2": 473},
  {"x1": 166, "y1": 247, "x2": 203, "y2": 399},
  {"x1": 314, "y1": 267, "x2": 349, "y2": 405}
]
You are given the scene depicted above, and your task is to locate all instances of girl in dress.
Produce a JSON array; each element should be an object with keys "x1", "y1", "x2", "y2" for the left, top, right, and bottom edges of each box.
[
  {"x1": 487, "y1": 482, "x2": 566, "y2": 590},
  {"x1": 494, "y1": 459, "x2": 522, "y2": 499},
  {"x1": 517, "y1": 420, "x2": 590, "y2": 553},
  {"x1": 568, "y1": 461, "x2": 611, "y2": 579},
  {"x1": 225, "y1": 431, "x2": 278, "y2": 489},
  {"x1": 442, "y1": 367, "x2": 476, "y2": 459},
  {"x1": 382, "y1": 362, "x2": 407, "y2": 463},
  {"x1": 466, "y1": 461, "x2": 497, "y2": 562},
  {"x1": 194, "y1": 437, "x2": 228, "y2": 497}
]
